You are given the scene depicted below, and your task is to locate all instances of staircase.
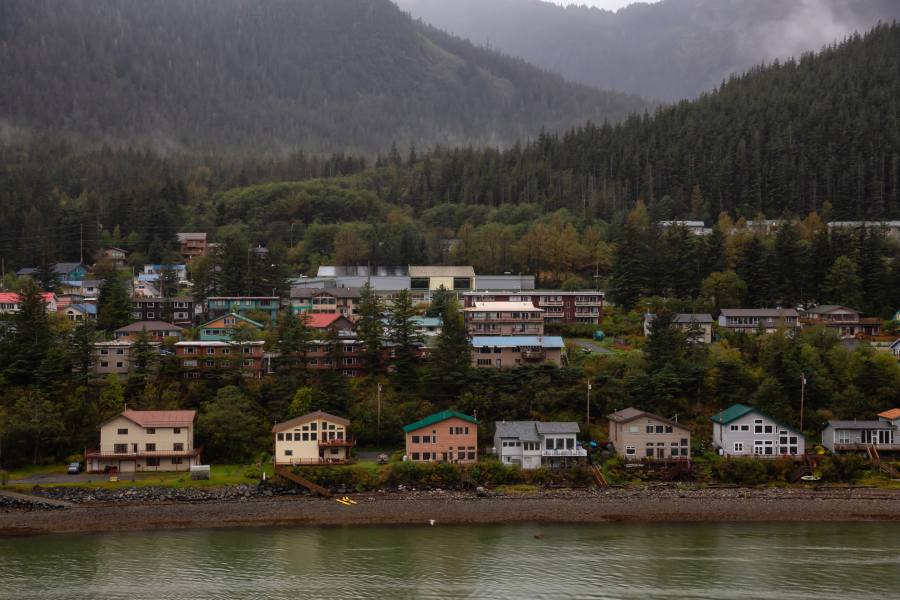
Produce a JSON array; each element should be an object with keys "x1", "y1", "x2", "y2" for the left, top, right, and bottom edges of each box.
[
  {"x1": 590, "y1": 463, "x2": 608, "y2": 487},
  {"x1": 864, "y1": 444, "x2": 900, "y2": 480},
  {"x1": 274, "y1": 465, "x2": 332, "y2": 498}
]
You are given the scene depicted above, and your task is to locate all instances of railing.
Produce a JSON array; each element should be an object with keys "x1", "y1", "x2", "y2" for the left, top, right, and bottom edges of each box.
[
  {"x1": 318, "y1": 438, "x2": 355, "y2": 448},
  {"x1": 85, "y1": 448, "x2": 199, "y2": 458},
  {"x1": 282, "y1": 457, "x2": 352, "y2": 466},
  {"x1": 834, "y1": 443, "x2": 900, "y2": 452},
  {"x1": 541, "y1": 448, "x2": 587, "y2": 457},
  {"x1": 522, "y1": 350, "x2": 546, "y2": 360}
]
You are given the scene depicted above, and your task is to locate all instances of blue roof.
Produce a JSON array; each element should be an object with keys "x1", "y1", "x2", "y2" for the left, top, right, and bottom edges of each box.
[
  {"x1": 138, "y1": 274, "x2": 160, "y2": 282},
  {"x1": 70, "y1": 303, "x2": 97, "y2": 315},
  {"x1": 412, "y1": 316, "x2": 442, "y2": 327},
  {"x1": 470, "y1": 335, "x2": 565, "y2": 349}
]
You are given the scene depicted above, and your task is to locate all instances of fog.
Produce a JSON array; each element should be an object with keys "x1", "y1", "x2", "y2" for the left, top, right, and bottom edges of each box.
[{"x1": 545, "y1": 0, "x2": 660, "y2": 9}]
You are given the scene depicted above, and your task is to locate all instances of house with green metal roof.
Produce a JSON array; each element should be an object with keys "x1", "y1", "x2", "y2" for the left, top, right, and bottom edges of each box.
[
  {"x1": 711, "y1": 404, "x2": 805, "y2": 458},
  {"x1": 403, "y1": 410, "x2": 479, "y2": 464},
  {"x1": 199, "y1": 313, "x2": 265, "y2": 342}
]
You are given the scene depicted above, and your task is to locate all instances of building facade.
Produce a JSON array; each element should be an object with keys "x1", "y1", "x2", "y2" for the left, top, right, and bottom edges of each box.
[
  {"x1": 290, "y1": 287, "x2": 361, "y2": 319},
  {"x1": 463, "y1": 290, "x2": 603, "y2": 325},
  {"x1": 199, "y1": 313, "x2": 265, "y2": 342},
  {"x1": 644, "y1": 313, "x2": 714, "y2": 344},
  {"x1": 493, "y1": 421, "x2": 586, "y2": 469},
  {"x1": 272, "y1": 411, "x2": 353, "y2": 466},
  {"x1": 717, "y1": 308, "x2": 800, "y2": 334},
  {"x1": 207, "y1": 296, "x2": 280, "y2": 322},
  {"x1": 711, "y1": 404, "x2": 805, "y2": 458},
  {"x1": 86, "y1": 410, "x2": 200, "y2": 473},
  {"x1": 175, "y1": 341, "x2": 266, "y2": 379},
  {"x1": 403, "y1": 411, "x2": 479, "y2": 463},
  {"x1": 464, "y1": 301, "x2": 544, "y2": 336},
  {"x1": 114, "y1": 321, "x2": 184, "y2": 343},
  {"x1": 176, "y1": 232, "x2": 208, "y2": 260},
  {"x1": 470, "y1": 335, "x2": 565, "y2": 368},
  {"x1": 131, "y1": 297, "x2": 196, "y2": 327},
  {"x1": 607, "y1": 408, "x2": 692, "y2": 461},
  {"x1": 821, "y1": 417, "x2": 898, "y2": 453}
]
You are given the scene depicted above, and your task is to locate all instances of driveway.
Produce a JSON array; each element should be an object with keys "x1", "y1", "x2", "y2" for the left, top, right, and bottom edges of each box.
[{"x1": 570, "y1": 339, "x2": 613, "y2": 355}]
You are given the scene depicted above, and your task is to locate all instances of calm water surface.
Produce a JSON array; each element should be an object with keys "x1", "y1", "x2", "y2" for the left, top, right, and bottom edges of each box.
[{"x1": 2, "y1": 522, "x2": 899, "y2": 599}]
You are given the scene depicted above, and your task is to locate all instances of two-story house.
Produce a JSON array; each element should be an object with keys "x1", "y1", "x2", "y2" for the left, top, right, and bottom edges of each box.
[
  {"x1": 100, "y1": 247, "x2": 128, "y2": 268},
  {"x1": 114, "y1": 321, "x2": 184, "y2": 343},
  {"x1": 131, "y1": 297, "x2": 196, "y2": 327},
  {"x1": 643, "y1": 313, "x2": 714, "y2": 344},
  {"x1": 718, "y1": 308, "x2": 800, "y2": 334},
  {"x1": 93, "y1": 341, "x2": 162, "y2": 377},
  {"x1": 199, "y1": 313, "x2": 265, "y2": 341},
  {"x1": 711, "y1": 404, "x2": 805, "y2": 458},
  {"x1": 403, "y1": 410, "x2": 479, "y2": 463},
  {"x1": 803, "y1": 305, "x2": 863, "y2": 338},
  {"x1": 464, "y1": 301, "x2": 544, "y2": 336},
  {"x1": 175, "y1": 340, "x2": 266, "y2": 379},
  {"x1": 0, "y1": 292, "x2": 58, "y2": 315},
  {"x1": 272, "y1": 411, "x2": 354, "y2": 466},
  {"x1": 85, "y1": 410, "x2": 200, "y2": 473},
  {"x1": 207, "y1": 296, "x2": 280, "y2": 323},
  {"x1": 470, "y1": 335, "x2": 565, "y2": 368},
  {"x1": 290, "y1": 287, "x2": 361, "y2": 319},
  {"x1": 493, "y1": 421, "x2": 586, "y2": 469},
  {"x1": 176, "y1": 232, "x2": 208, "y2": 261},
  {"x1": 607, "y1": 408, "x2": 692, "y2": 461}
]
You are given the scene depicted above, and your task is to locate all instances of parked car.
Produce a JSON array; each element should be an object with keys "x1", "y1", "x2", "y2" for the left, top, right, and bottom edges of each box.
[{"x1": 66, "y1": 461, "x2": 82, "y2": 474}]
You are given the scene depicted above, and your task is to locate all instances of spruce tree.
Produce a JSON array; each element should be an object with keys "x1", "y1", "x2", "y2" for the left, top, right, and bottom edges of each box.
[
  {"x1": 387, "y1": 289, "x2": 421, "y2": 390},
  {"x1": 97, "y1": 275, "x2": 133, "y2": 332},
  {"x1": 356, "y1": 283, "x2": 385, "y2": 374},
  {"x1": 424, "y1": 299, "x2": 471, "y2": 400}
]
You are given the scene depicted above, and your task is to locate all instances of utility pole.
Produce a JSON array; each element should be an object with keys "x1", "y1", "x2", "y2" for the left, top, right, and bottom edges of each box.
[
  {"x1": 376, "y1": 383, "x2": 383, "y2": 447},
  {"x1": 800, "y1": 373, "x2": 807, "y2": 433},
  {"x1": 79, "y1": 223, "x2": 84, "y2": 264},
  {"x1": 586, "y1": 379, "x2": 592, "y2": 425}
]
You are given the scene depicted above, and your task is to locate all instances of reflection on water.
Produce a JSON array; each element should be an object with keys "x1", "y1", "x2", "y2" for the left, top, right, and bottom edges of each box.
[{"x1": 2, "y1": 522, "x2": 900, "y2": 599}]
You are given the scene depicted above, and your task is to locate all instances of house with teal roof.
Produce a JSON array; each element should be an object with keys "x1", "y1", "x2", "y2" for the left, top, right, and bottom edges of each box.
[
  {"x1": 403, "y1": 410, "x2": 479, "y2": 464},
  {"x1": 199, "y1": 313, "x2": 265, "y2": 341},
  {"x1": 711, "y1": 404, "x2": 805, "y2": 458}
]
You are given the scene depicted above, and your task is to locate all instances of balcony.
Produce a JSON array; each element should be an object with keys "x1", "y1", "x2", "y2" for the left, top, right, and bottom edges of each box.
[
  {"x1": 541, "y1": 448, "x2": 587, "y2": 458},
  {"x1": 85, "y1": 448, "x2": 199, "y2": 459},
  {"x1": 521, "y1": 350, "x2": 546, "y2": 360},
  {"x1": 834, "y1": 443, "x2": 900, "y2": 452},
  {"x1": 319, "y1": 437, "x2": 356, "y2": 448},
  {"x1": 282, "y1": 457, "x2": 353, "y2": 466}
]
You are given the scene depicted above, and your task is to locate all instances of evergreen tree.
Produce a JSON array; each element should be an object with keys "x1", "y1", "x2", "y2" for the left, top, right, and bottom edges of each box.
[
  {"x1": 68, "y1": 319, "x2": 97, "y2": 387},
  {"x1": 424, "y1": 299, "x2": 471, "y2": 400},
  {"x1": 97, "y1": 275, "x2": 133, "y2": 332},
  {"x1": 387, "y1": 289, "x2": 421, "y2": 390},
  {"x1": 2, "y1": 280, "x2": 53, "y2": 385},
  {"x1": 609, "y1": 221, "x2": 649, "y2": 309},
  {"x1": 356, "y1": 283, "x2": 385, "y2": 374},
  {"x1": 822, "y1": 255, "x2": 864, "y2": 309},
  {"x1": 426, "y1": 285, "x2": 454, "y2": 319}
]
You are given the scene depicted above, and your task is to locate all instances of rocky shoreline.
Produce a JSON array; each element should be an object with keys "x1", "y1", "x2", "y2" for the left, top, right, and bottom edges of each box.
[{"x1": 2, "y1": 485, "x2": 900, "y2": 537}]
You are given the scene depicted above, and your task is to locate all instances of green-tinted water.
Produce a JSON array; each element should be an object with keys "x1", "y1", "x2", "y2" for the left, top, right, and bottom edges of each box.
[{"x1": 2, "y1": 523, "x2": 899, "y2": 599}]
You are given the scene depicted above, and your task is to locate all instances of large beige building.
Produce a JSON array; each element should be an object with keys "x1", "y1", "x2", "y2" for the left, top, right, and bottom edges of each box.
[
  {"x1": 470, "y1": 336, "x2": 565, "y2": 368},
  {"x1": 464, "y1": 301, "x2": 544, "y2": 336},
  {"x1": 272, "y1": 411, "x2": 354, "y2": 466},
  {"x1": 93, "y1": 341, "x2": 161, "y2": 378},
  {"x1": 86, "y1": 410, "x2": 200, "y2": 473},
  {"x1": 607, "y1": 407, "x2": 691, "y2": 461}
]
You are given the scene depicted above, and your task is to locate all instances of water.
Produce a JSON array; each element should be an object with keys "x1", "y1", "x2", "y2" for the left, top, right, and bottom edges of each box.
[{"x1": 2, "y1": 523, "x2": 899, "y2": 599}]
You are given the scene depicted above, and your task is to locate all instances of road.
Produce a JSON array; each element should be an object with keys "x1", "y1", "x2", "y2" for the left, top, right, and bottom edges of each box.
[{"x1": 570, "y1": 339, "x2": 613, "y2": 355}]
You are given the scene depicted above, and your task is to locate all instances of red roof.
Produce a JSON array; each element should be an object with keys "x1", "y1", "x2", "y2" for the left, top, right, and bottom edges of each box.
[
  {"x1": 306, "y1": 313, "x2": 341, "y2": 329},
  {"x1": 0, "y1": 292, "x2": 55, "y2": 303},
  {"x1": 120, "y1": 410, "x2": 196, "y2": 428},
  {"x1": 878, "y1": 408, "x2": 900, "y2": 421}
]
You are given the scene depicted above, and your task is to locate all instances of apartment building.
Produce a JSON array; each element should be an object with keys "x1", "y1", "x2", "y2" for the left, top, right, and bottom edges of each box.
[
  {"x1": 463, "y1": 301, "x2": 544, "y2": 336},
  {"x1": 290, "y1": 287, "x2": 361, "y2": 319},
  {"x1": 175, "y1": 340, "x2": 266, "y2": 379},
  {"x1": 470, "y1": 335, "x2": 565, "y2": 368},
  {"x1": 463, "y1": 290, "x2": 603, "y2": 325},
  {"x1": 206, "y1": 296, "x2": 280, "y2": 323}
]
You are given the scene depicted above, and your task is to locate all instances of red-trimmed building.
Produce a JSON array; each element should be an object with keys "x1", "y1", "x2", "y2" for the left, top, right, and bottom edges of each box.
[{"x1": 463, "y1": 291, "x2": 603, "y2": 325}]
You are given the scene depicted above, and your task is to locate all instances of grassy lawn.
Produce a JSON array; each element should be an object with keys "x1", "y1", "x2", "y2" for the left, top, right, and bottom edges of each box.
[
  {"x1": 5, "y1": 464, "x2": 64, "y2": 480},
  {"x1": 6, "y1": 464, "x2": 275, "y2": 490}
]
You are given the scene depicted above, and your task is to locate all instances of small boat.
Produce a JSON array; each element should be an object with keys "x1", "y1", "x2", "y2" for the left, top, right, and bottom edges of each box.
[
  {"x1": 336, "y1": 498, "x2": 353, "y2": 506},
  {"x1": 800, "y1": 474, "x2": 821, "y2": 482}
]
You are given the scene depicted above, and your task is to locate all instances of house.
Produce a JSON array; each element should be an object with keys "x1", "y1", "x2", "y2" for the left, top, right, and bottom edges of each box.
[
  {"x1": 131, "y1": 297, "x2": 196, "y2": 327},
  {"x1": 717, "y1": 308, "x2": 800, "y2": 334},
  {"x1": 114, "y1": 321, "x2": 184, "y2": 343},
  {"x1": 403, "y1": 410, "x2": 479, "y2": 463},
  {"x1": 176, "y1": 232, "x2": 208, "y2": 261},
  {"x1": 272, "y1": 411, "x2": 354, "y2": 466},
  {"x1": 821, "y1": 414, "x2": 898, "y2": 453},
  {"x1": 470, "y1": 335, "x2": 565, "y2": 368},
  {"x1": 92, "y1": 341, "x2": 161, "y2": 377},
  {"x1": 175, "y1": 340, "x2": 266, "y2": 379},
  {"x1": 0, "y1": 292, "x2": 58, "y2": 314},
  {"x1": 101, "y1": 247, "x2": 128, "y2": 268},
  {"x1": 131, "y1": 277, "x2": 162, "y2": 298},
  {"x1": 464, "y1": 290, "x2": 603, "y2": 325},
  {"x1": 889, "y1": 339, "x2": 900, "y2": 361},
  {"x1": 60, "y1": 303, "x2": 97, "y2": 322},
  {"x1": 607, "y1": 408, "x2": 692, "y2": 461},
  {"x1": 306, "y1": 313, "x2": 356, "y2": 336},
  {"x1": 85, "y1": 410, "x2": 200, "y2": 473},
  {"x1": 199, "y1": 313, "x2": 265, "y2": 342},
  {"x1": 803, "y1": 305, "x2": 863, "y2": 338},
  {"x1": 289, "y1": 287, "x2": 361, "y2": 319},
  {"x1": 412, "y1": 316, "x2": 442, "y2": 337},
  {"x1": 643, "y1": 313, "x2": 714, "y2": 344},
  {"x1": 207, "y1": 296, "x2": 280, "y2": 322},
  {"x1": 53, "y1": 263, "x2": 88, "y2": 282},
  {"x1": 142, "y1": 264, "x2": 188, "y2": 284},
  {"x1": 657, "y1": 220, "x2": 712, "y2": 235},
  {"x1": 464, "y1": 301, "x2": 544, "y2": 336},
  {"x1": 711, "y1": 404, "x2": 805, "y2": 458},
  {"x1": 493, "y1": 421, "x2": 586, "y2": 469}
]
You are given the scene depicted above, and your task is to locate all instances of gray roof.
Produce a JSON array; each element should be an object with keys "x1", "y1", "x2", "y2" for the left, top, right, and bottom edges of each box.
[
  {"x1": 54, "y1": 262, "x2": 86, "y2": 274},
  {"x1": 291, "y1": 287, "x2": 361, "y2": 299},
  {"x1": 825, "y1": 420, "x2": 895, "y2": 430},
  {"x1": 607, "y1": 407, "x2": 690, "y2": 431},
  {"x1": 807, "y1": 305, "x2": 858, "y2": 315},
  {"x1": 673, "y1": 313, "x2": 714, "y2": 324},
  {"x1": 494, "y1": 421, "x2": 579, "y2": 441},
  {"x1": 720, "y1": 308, "x2": 799, "y2": 317},
  {"x1": 317, "y1": 265, "x2": 408, "y2": 277}
]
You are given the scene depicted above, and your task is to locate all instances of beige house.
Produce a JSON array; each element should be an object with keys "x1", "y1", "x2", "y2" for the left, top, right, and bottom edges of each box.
[
  {"x1": 86, "y1": 410, "x2": 200, "y2": 473},
  {"x1": 470, "y1": 335, "x2": 565, "y2": 368},
  {"x1": 272, "y1": 411, "x2": 354, "y2": 466},
  {"x1": 93, "y1": 341, "x2": 161, "y2": 377},
  {"x1": 464, "y1": 301, "x2": 544, "y2": 336},
  {"x1": 607, "y1": 407, "x2": 691, "y2": 461}
]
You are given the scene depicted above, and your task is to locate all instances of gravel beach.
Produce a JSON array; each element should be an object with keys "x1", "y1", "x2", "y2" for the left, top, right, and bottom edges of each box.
[{"x1": 3, "y1": 486, "x2": 900, "y2": 537}]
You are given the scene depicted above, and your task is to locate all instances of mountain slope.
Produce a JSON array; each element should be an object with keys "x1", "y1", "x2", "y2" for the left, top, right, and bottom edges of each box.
[
  {"x1": 0, "y1": 0, "x2": 648, "y2": 154},
  {"x1": 395, "y1": 0, "x2": 900, "y2": 102}
]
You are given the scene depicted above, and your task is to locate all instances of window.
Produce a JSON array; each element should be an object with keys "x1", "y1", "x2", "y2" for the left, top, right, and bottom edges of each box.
[
  {"x1": 114, "y1": 443, "x2": 128, "y2": 453},
  {"x1": 174, "y1": 443, "x2": 184, "y2": 451},
  {"x1": 764, "y1": 425, "x2": 773, "y2": 434},
  {"x1": 422, "y1": 452, "x2": 432, "y2": 460},
  {"x1": 147, "y1": 428, "x2": 156, "y2": 434},
  {"x1": 207, "y1": 347, "x2": 215, "y2": 355},
  {"x1": 625, "y1": 446, "x2": 636, "y2": 455},
  {"x1": 733, "y1": 442, "x2": 744, "y2": 452},
  {"x1": 412, "y1": 436, "x2": 420, "y2": 443},
  {"x1": 665, "y1": 426, "x2": 673, "y2": 433},
  {"x1": 117, "y1": 428, "x2": 128, "y2": 435},
  {"x1": 655, "y1": 425, "x2": 664, "y2": 434},
  {"x1": 646, "y1": 425, "x2": 654, "y2": 434},
  {"x1": 730, "y1": 425, "x2": 739, "y2": 431},
  {"x1": 422, "y1": 435, "x2": 431, "y2": 444},
  {"x1": 100, "y1": 361, "x2": 109, "y2": 368},
  {"x1": 284, "y1": 450, "x2": 293, "y2": 457},
  {"x1": 681, "y1": 439, "x2": 688, "y2": 446},
  {"x1": 172, "y1": 458, "x2": 183, "y2": 465},
  {"x1": 146, "y1": 458, "x2": 160, "y2": 467},
  {"x1": 629, "y1": 425, "x2": 639, "y2": 433},
  {"x1": 174, "y1": 428, "x2": 181, "y2": 434},
  {"x1": 145, "y1": 443, "x2": 156, "y2": 451},
  {"x1": 467, "y1": 452, "x2": 476, "y2": 460},
  {"x1": 546, "y1": 438, "x2": 555, "y2": 450},
  {"x1": 412, "y1": 453, "x2": 420, "y2": 460},
  {"x1": 206, "y1": 360, "x2": 214, "y2": 367},
  {"x1": 285, "y1": 433, "x2": 293, "y2": 441},
  {"x1": 309, "y1": 433, "x2": 317, "y2": 441},
  {"x1": 302, "y1": 433, "x2": 309, "y2": 441},
  {"x1": 646, "y1": 448, "x2": 654, "y2": 457},
  {"x1": 741, "y1": 425, "x2": 749, "y2": 431},
  {"x1": 116, "y1": 362, "x2": 124, "y2": 369}
]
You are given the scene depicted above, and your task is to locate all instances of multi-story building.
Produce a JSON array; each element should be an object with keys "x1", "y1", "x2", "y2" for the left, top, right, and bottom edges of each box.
[
  {"x1": 493, "y1": 421, "x2": 586, "y2": 469},
  {"x1": 607, "y1": 408, "x2": 692, "y2": 461},
  {"x1": 114, "y1": 321, "x2": 184, "y2": 343},
  {"x1": 463, "y1": 301, "x2": 544, "y2": 336},
  {"x1": 100, "y1": 247, "x2": 129, "y2": 268},
  {"x1": 131, "y1": 297, "x2": 196, "y2": 327},
  {"x1": 142, "y1": 264, "x2": 189, "y2": 284},
  {"x1": 59, "y1": 303, "x2": 97, "y2": 322},
  {"x1": 408, "y1": 265, "x2": 475, "y2": 300},
  {"x1": 93, "y1": 341, "x2": 136, "y2": 377},
  {"x1": 711, "y1": 404, "x2": 805, "y2": 458},
  {"x1": 272, "y1": 411, "x2": 354, "y2": 466},
  {"x1": 470, "y1": 335, "x2": 565, "y2": 369},
  {"x1": 717, "y1": 308, "x2": 800, "y2": 334},
  {"x1": 176, "y1": 232, "x2": 208, "y2": 261},
  {"x1": 643, "y1": 313, "x2": 714, "y2": 344},
  {"x1": 290, "y1": 287, "x2": 361, "y2": 319},
  {"x1": 198, "y1": 313, "x2": 265, "y2": 342},
  {"x1": 801, "y1": 305, "x2": 881, "y2": 338},
  {"x1": 85, "y1": 410, "x2": 200, "y2": 473},
  {"x1": 207, "y1": 296, "x2": 280, "y2": 323},
  {"x1": 403, "y1": 410, "x2": 479, "y2": 463},
  {"x1": 463, "y1": 290, "x2": 603, "y2": 325},
  {"x1": 0, "y1": 292, "x2": 58, "y2": 315},
  {"x1": 175, "y1": 340, "x2": 266, "y2": 379}
]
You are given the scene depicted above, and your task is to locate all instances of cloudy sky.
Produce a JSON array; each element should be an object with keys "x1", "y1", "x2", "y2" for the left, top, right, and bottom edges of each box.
[{"x1": 547, "y1": 0, "x2": 660, "y2": 10}]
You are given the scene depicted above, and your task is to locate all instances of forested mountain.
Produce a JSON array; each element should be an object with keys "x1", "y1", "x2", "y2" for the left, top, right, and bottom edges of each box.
[
  {"x1": 0, "y1": 0, "x2": 646, "y2": 154},
  {"x1": 395, "y1": 0, "x2": 900, "y2": 101}
]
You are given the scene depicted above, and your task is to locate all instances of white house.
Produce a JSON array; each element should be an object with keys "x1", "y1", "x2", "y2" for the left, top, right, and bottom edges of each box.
[
  {"x1": 85, "y1": 410, "x2": 200, "y2": 473},
  {"x1": 711, "y1": 404, "x2": 805, "y2": 458},
  {"x1": 272, "y1": 411, "x2": 354, "y2": 466},
  {"x1": 493, "y1": 421, "x2": 586, "y2": 469}
]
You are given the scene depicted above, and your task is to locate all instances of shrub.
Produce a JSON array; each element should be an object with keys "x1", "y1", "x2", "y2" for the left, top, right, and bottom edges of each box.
[
  {"x1": 710, "y1": 457, "x2": 769, "y2": 485},
  {"x1": 470, "y1": 459, "x2": 523, "y2": 486},
  {"x1": 0, "y1": 470, "x2": 8, "y2": 486},
  {"x1": 820, "y1": 455, "x2": 868, "y2": 483}
]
